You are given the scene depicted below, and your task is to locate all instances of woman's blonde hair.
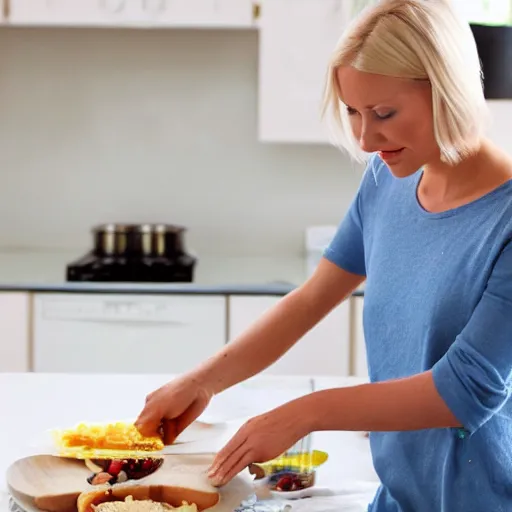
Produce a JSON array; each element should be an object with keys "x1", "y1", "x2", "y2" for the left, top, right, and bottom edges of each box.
[{"x1": 321, "y1": 0, "x2": 489, "y2": 165}]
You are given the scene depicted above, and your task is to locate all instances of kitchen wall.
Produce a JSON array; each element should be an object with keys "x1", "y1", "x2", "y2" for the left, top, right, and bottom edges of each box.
[
  {"x1": 0, "y1": 27, "x2": 363, "y2": 258},
  {"x1": 0, "y1": 27, "x2": 511, "y2": 259}
]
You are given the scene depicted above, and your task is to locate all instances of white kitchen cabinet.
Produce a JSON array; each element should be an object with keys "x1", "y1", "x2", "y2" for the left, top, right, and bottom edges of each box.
[
  {"x1": 151, "y1": 0, "x2": 255, "y2": 29},
  {"x1": 258, "y1": 0, "x2": 352, "y2": 143},
  {"x1": 7, "y1": 0, "x2": 255, "y2": 28},
  {"x1": 7, "y1": 0, "x2": 145, "y2": 26},
  {"x1": 0, "y1": 292, "x2": 30, "y2": 372},
  {"x1": 228, "y1": 294, "x2": 350, "y2": 376},
  {"x1": 32, "y1": 293, "x2": 227, "y2": 374},
  {"x1": 352, "y1": 295, "x2": 368, "y2": 378}
]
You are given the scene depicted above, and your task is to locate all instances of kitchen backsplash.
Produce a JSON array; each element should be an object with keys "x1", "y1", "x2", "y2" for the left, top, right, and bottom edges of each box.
[{"x1": 0, "y1": 27, "x2": 510, "y2": 258}]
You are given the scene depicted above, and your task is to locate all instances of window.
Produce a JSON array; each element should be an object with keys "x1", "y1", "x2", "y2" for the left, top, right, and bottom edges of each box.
[
  {"x1": 351, "y1": 1, "x2": 512, "y2": 25},
  {"x1": 452, "y1": 0, "x2": 512, "y2": 25}
]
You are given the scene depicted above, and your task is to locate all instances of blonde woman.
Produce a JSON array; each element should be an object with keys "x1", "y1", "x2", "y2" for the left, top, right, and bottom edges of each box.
[{"x1": 136, "y1": 1, "x2": 512, "y2": 509}]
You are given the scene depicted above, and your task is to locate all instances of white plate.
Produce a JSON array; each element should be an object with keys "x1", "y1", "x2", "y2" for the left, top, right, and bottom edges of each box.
[
  {"x1": 9, "y1": 495, "x2": 292, "y2": 512},
  {"x1": 170, "y1": 420, "x2": 227, "y2": 446},
  {"x1": 269, "y1": 487, "x2": 337, "y2": 500}
]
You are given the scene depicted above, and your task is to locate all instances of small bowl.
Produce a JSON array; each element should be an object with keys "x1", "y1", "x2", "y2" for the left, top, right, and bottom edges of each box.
[
  {"x1": 253, "y1": 469, "x2": 317, "y2": 500},
  {"x1": 267, "y1": 469, "x2": 316, "y2": 492}
]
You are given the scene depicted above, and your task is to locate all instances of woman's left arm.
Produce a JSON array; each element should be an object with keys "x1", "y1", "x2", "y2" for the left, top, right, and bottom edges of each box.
[
  {"x1": 292, "y1": 370, "x2": 461, "y2": 433},
  {"x1": 208, "y1": 373, "x2": 459, "y2": 486},
  {"x1": 209, "y1": 242, "x2": 512, "y2": 485}
]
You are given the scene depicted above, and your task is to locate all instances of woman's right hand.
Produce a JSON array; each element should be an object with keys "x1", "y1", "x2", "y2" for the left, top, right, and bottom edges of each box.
[{"x1": 134, "y1": 374, "x2": 214, "y2": 445}]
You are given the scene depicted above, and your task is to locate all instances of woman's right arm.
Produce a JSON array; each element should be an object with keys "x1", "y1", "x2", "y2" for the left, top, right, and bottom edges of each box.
[{"x1": 192, "y1": 258, "x2": 365, "y2": 396}]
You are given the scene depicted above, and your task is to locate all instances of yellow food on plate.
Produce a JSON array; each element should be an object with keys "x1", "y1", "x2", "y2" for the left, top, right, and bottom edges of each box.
[
  {"x1": 52, "y1": 421, "x2": 164, "y2": 458},
  {"x1": 91, "y1": 495, "x2": 198, "y2": 511}
]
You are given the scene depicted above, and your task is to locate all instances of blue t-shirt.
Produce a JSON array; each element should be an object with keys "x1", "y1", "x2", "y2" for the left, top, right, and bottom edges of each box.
[{"x1": 324, "y1": 153, "x2": 512, "y2": 512}]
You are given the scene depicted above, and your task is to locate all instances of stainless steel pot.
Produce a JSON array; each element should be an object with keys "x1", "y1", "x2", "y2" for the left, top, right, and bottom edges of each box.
[
  {"x1": 92, "y1": 223, "x2": 187, "y2": 257},
  {"x1": 93, "y1": 223, "x2": 131, "y2": 256},
  {"x1": 153, "y1": 224, "x2": 185, "y2": 257}
]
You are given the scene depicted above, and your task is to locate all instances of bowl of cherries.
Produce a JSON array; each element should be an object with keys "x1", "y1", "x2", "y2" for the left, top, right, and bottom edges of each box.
[
  {"x1": 268, "y1": 469, "x2": 316, "y2": 493},
  {"x1": 85, "y1": 457, "x2": 164, "y2": 486}
]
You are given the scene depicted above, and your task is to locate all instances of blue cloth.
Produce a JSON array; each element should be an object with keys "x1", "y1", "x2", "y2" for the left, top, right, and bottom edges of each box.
[{"x1": 324, "y1": 153, "x2": 512, "y2": 512}]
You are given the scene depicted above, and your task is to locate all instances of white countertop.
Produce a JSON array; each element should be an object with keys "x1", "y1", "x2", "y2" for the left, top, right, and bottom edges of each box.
[{"x1": 0, "y1": 373, "x2": 378, "y2": 511}]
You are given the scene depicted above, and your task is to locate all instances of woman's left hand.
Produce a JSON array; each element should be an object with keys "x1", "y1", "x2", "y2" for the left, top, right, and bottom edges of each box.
[{"x1": 207, "y1": 401, "x2": 311, "y2": 487}]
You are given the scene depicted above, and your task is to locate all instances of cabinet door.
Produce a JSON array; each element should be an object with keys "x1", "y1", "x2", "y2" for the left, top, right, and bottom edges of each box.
[
  {"x1": 0, "y1": 292, "x2": 30, "y2": 372},
  {"x1": 229, "y1": 295, "x2": 350, "y2": 376},
  {"x1": 8, "y1": 0, "x2": 145, "y2": 27},
  {"x1": 148, "y1": 0, "x2": 255, "y2": 28},
  {"x1": 352, "y1": 295, "x2": 368, "y2": 378},
  {"x1": 33, "y1": 293, "x2": 227, "y2": 374},
  {"x1": 258, "y1": 0, "x2": 351, "y2": 143}
]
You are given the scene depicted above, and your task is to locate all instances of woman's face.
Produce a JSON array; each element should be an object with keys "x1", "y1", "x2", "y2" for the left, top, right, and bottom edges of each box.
[{"x1": 336, "y1": 66, "x2": 439, "y2": 177}]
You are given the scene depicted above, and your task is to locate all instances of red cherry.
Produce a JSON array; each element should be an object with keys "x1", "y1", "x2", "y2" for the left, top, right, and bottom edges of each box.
[
  {"x1": 142, "y1": 459, "x2": 153, "y2": 470},
  {"x1": 108, "y1": 460, "x2": 124, "y2": 476},
  {"x1": 276, "y1": 476, "x2": 293, "y2": 491}
]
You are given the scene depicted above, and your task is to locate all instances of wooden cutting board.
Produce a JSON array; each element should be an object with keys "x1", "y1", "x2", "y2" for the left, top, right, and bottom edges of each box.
[{"x1": 6, "y1": 454, "x2": 254, "y2": 512}]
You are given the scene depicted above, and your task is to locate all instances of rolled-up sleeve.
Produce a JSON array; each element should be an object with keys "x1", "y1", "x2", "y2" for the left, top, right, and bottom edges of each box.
[{"x1": 432, "y1": 241, "x2": 512, "y2": 434}]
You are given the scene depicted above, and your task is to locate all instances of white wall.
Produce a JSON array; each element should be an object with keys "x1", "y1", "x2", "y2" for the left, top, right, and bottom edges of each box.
[
  {"x1": 0, "y1": 27, "x2": 363, "y2": 258},
  {"x1": 0, "y1": 27, "x2": 510, "y2": 259}
]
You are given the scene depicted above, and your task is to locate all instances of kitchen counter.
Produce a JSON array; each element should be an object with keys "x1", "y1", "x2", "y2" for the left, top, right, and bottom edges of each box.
[
  {"x1": 0, "y1": 250, "x2": 365, "y2": 296},
  {"x1": 0, "y1": 373, "x2": 378, "y2": 511}
]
